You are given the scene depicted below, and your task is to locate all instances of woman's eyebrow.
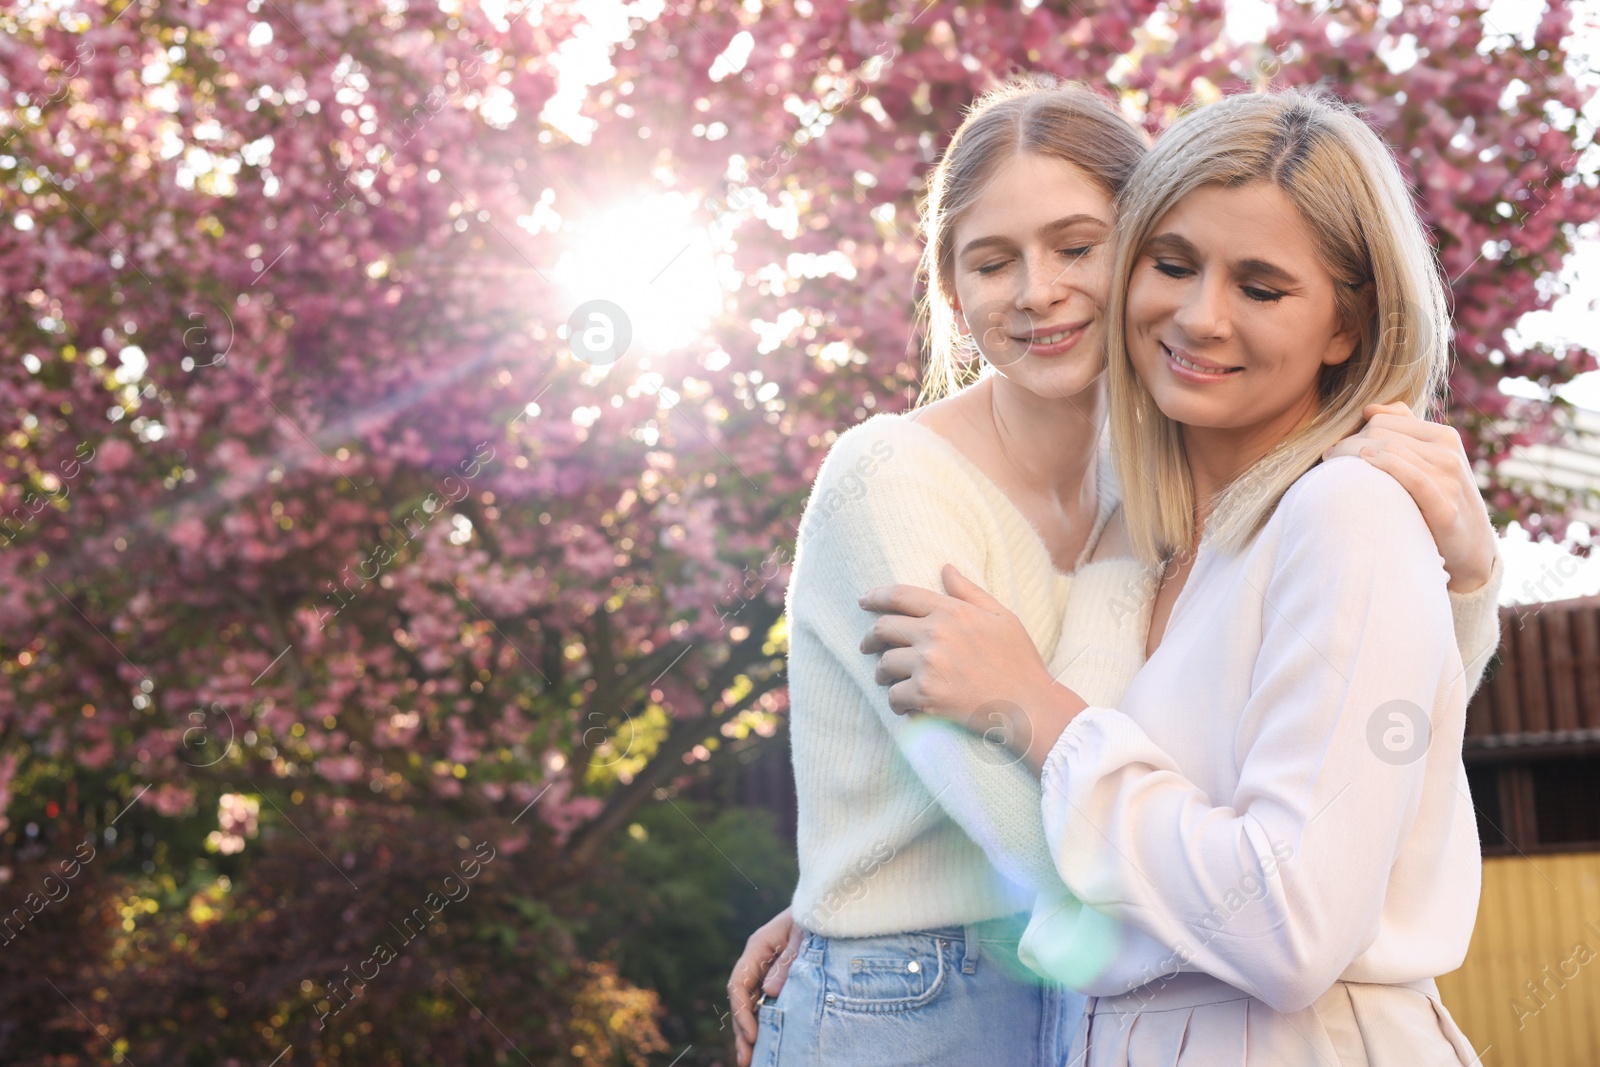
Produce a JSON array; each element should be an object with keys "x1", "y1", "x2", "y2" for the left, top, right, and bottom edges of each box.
[
  {"x1": 1235, "y1": 257, "x2": 1301, "y2": 285},
  {"x1": 1144, "y1": 232, "x2": 1303, "y2": 286},
  {"x1": 1143, "y1": 232, "x2": 1196, "y2": 257}
]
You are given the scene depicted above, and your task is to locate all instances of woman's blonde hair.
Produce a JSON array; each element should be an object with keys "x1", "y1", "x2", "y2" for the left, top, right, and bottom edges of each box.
[
  {"x1": 916, "y1": 75, "x2": 1148, "y2": 403},
  {"x1": 1105, "y1": 87, "x2": 1451, "y2": 565}
]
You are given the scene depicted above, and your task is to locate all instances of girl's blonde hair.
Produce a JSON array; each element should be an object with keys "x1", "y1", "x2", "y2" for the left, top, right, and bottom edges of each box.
[
  {"x1": 1105, "y1": 87, "x2": 1451, "y2": 565},
  {"x1": 916, "y1": 76, "x2": 1148, "y2": 403}
]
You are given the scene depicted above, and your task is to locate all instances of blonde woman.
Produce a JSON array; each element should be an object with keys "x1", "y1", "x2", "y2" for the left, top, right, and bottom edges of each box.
[
  {"x1": 731, "y1": 80, "x2": 1502, "y2": 1067},
  {"x1": 862, "y1": 88, "x2": 1494, "y2": 1063}
]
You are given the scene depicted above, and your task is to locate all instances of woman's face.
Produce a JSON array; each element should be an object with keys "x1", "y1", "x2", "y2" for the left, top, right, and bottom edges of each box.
[
  {"x1": 1125, "y1": 182, "x2": 1359, "y2": 451},
  {"x1": 949, "y1": 153, "x2": 1115, "y2": 400}
]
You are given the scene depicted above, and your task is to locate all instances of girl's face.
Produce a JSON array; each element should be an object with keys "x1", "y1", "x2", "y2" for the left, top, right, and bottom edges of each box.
[
  {"x1": 1125, "y1": 182, "x2": 1359, "y2": 451},
  {"x1": 950, "y1": 153, "x2": 1115, "y2": 400}
]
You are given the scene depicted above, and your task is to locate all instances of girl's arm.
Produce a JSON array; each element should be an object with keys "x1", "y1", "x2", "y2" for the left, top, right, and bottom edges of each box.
[
  {"x1": 790, "y1": 426, "x2": 1067, "y2": 901},
  {"x1": 728, "y1": 907, "x2": 801, "y2": 1067}
]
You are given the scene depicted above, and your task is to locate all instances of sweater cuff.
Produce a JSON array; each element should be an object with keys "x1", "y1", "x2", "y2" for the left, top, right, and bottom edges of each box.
[
  {"x1": 1449, "y1": 549, "x2": 1504, "y2": 695},
  {"x1": 1447, "y1": 544, "x2": 1502, "y2": 605}
]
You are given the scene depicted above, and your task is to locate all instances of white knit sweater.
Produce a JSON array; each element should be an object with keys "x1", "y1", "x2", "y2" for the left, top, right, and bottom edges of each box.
[{"x1": 785, "y1": 414, "x2": 1503, "y2": 940}]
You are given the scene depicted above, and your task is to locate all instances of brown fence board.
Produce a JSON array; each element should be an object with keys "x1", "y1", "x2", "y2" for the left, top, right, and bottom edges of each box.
[
  {"x1": 1546, "y1": 609, "x2": 1581, "y2": 732},
  {"x1": 1486, "y1": 614, "x2": 1522, "y2": 736},
  {"x1": 1573, "y1": 606, "x2": 1600, "y2": 730},
  {"x1": 1516, "y1": 615, "x2": 1551, "y2": 734}
]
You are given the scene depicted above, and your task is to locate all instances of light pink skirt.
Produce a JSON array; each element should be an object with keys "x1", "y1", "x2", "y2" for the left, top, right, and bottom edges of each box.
[{"x1": 1069, "y1": 971, "x2": 1480, "y2": 1067}]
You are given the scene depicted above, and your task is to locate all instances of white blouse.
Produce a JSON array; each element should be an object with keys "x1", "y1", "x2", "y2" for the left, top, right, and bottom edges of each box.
[{"x1": 1021, "y1": 457, "x2": 1489, "y2": 1014}]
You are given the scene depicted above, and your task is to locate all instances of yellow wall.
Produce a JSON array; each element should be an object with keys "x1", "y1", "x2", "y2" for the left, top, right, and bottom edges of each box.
[{"x1": 1437, "y1": 853, "x2": 1600, "y2": 1067}]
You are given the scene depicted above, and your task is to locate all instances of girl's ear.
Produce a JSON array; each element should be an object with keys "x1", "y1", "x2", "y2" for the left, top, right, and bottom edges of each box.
[{"x1": 951, "y1": 296, "x2": 969, "y2": 338}]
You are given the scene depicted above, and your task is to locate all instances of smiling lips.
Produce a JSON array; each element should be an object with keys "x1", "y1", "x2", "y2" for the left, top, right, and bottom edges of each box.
[
  {"x1": 1162, "y1": 343, "x2": 1242, "y2": 383},
  {"x1": 1011, "y1": 320, "x2": 1090, "y2": 357}
]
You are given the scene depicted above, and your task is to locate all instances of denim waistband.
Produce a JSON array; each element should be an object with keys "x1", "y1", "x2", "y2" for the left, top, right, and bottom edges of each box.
[
  {"x1": 802, "y1": 910, "x2": 1031, "y2": 947},
  {"x1": 918, "y1": 911, "x2": 1031, "y2": 942}
]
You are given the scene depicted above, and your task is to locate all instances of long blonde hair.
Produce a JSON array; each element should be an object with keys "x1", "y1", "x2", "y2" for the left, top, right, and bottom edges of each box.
[
  {"x1": 916, "y1": 76, "x2": 1148, "y2": 403},
  {"x1": 1105, "y1": 88, "x2": 1451, "y2": 565}
]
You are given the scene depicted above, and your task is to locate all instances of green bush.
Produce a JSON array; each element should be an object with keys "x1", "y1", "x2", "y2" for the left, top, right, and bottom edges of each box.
[{"x1": 574, "y1": 799, "x2": 797, "y2": 1065}]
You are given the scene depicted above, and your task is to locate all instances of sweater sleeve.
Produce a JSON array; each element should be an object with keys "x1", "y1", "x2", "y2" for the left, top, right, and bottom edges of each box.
[
  {"x1": 1449, "y1": 549, "x2": 1504, "y2": 696},
  {"x1": 1034, "y1": 459, "x2": 1464, "y2": 1013},
  {"x1": 789, "y1": 425, "x2": 1065, "y2": 899}
]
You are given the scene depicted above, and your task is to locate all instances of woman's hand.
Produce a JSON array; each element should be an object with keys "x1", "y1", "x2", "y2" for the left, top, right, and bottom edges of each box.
[
  {"x1": 859, "y1": 564, "x2": 1086, "y2": 774},
  {"x1": 1323, "y1": 402, "x2": 1497, "y2": 593},
  {"x1": 728, "y1": 907, "x2": 802, "y2": 1067}
]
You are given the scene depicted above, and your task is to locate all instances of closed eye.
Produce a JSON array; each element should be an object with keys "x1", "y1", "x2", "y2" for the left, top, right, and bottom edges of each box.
[
  {"x1": 1242, "y1": 285, "x2": 1285, "y2": 302},
  {"x1": 1152, "y1": 260, "x2": 1192, "y2": 279},
  {"x1": 975, "y1": 259, "x2": 1012, "y2": 276}
]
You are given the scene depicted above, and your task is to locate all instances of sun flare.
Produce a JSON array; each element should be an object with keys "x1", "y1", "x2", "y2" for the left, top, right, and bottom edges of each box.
[{"x1": 553, "y1": 192, "x2": 726, "y2": 359}]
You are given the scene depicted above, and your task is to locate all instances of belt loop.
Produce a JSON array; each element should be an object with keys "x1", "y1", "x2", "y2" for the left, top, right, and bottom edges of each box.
[{"x1": 960, "y1": 923, "x2": 979, "y2": 974}]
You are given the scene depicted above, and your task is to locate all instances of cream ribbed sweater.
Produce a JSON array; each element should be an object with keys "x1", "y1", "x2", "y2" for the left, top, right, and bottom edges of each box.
[{"x1": 785, "y1": 414, "x2": 1503, "y2": 940}]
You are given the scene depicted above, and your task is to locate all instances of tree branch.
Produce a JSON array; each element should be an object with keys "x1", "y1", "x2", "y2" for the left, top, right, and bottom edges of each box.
[{"x1": 564, "y1": 604, "x2": 785, "y2": 866}]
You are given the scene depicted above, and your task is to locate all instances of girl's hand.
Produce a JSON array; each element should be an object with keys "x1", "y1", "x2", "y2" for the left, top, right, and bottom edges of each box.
[
  {"x1": 859, "y1": 564, "x2": 1085, "y2": 773},
  {"x1": 728, "y1": 907, "x2": 802, "y2": 1067},
  {"x1": 1323, "y1": 402, "x2": 1496, "y2": 593}
]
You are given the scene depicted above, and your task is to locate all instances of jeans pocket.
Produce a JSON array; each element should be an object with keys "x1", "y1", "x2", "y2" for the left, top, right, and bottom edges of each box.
[
  {"x1": 825, "y1": 933, "x2": 950, "y2": 1014},
  {"x1": 753, "y1": 1002, "x2": 783, "y2": 1065}
]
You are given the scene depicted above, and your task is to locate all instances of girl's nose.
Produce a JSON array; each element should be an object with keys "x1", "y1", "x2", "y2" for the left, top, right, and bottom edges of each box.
[{"x1": 1017, "y1": 255, "x2": 1067, "y2": 314}]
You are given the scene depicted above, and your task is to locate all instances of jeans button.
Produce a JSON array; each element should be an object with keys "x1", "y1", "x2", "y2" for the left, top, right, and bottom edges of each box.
[{"x1": 906, "y1": 960, "x2": 920, "y2": 973}]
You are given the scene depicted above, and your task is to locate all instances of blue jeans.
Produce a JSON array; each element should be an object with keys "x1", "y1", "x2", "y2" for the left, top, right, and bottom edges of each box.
[{"x1": 750, "y1": 913, "x2": 1084, "y2": 1066}]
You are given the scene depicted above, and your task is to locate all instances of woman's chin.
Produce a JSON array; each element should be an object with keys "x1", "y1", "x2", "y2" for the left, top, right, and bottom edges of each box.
[{"x1": 1140, "y1": 377, "x2": 1229, "y2": 428}]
